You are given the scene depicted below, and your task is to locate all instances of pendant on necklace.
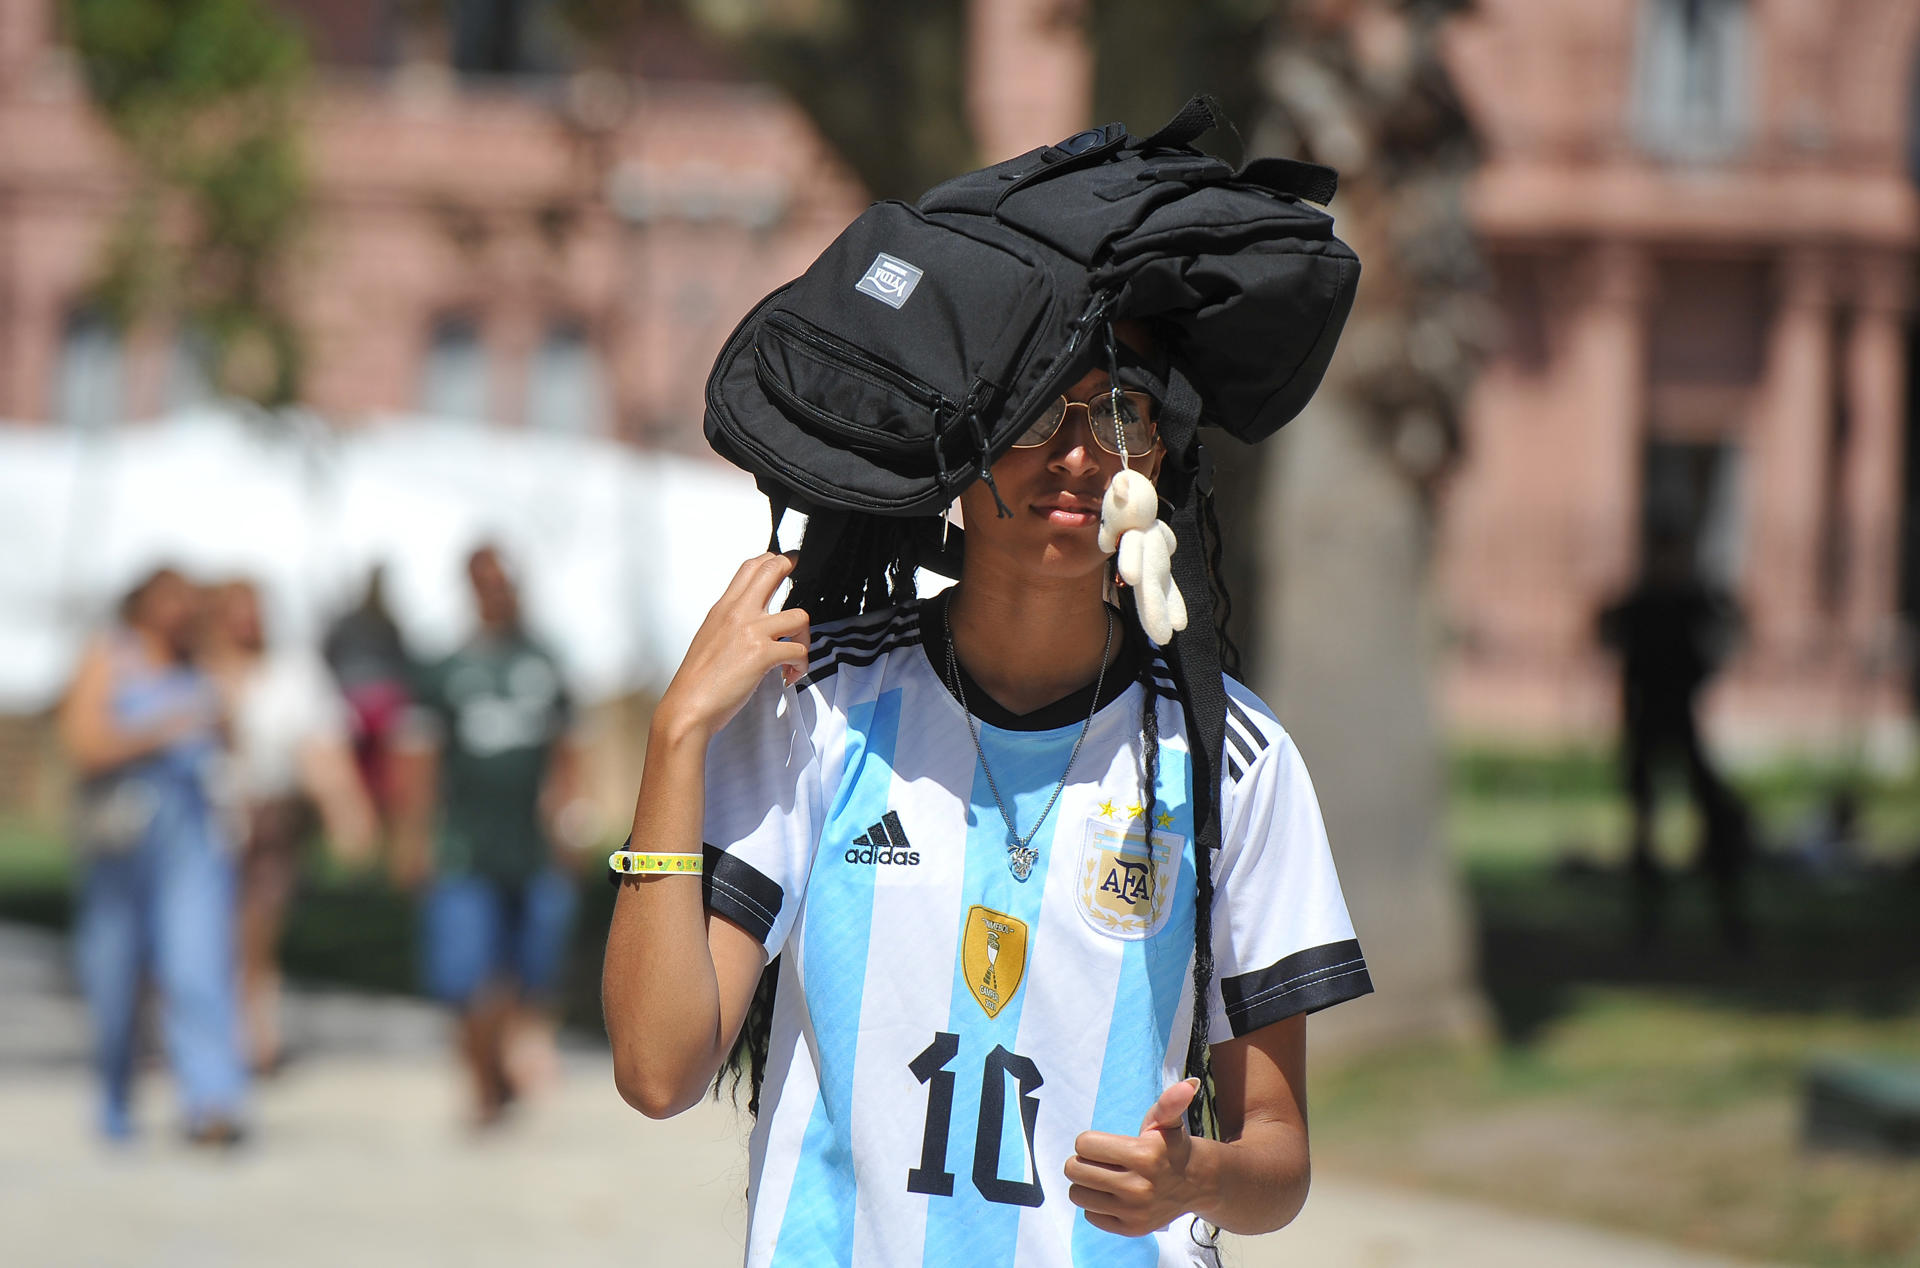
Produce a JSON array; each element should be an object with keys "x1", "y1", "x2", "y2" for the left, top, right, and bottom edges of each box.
[{"x1": 1007, "y1": 840, "x2": 1038, "y2": 882}]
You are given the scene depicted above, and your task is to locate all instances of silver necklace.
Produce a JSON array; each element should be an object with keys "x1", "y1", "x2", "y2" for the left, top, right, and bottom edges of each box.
[{"x1": 943, "y1": 602, "x2": 1114, "y2": 882}]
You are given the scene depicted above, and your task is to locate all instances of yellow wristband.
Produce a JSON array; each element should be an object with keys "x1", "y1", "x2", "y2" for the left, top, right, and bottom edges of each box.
[{"x1": 608, "y1": 850, "x2": 704, "y2": 876}]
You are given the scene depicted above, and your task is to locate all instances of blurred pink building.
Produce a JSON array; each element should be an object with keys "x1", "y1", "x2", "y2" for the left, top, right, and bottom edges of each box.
[
  {"x1": 0, "y1": 0, "x2": 864, "y2": 451},
  {"x1": 7, "y1": 0, "x2": 1920, "y2": 751},
  {"x1": 1444, "y1": 0, "x2": 1920, "y2": 751}
]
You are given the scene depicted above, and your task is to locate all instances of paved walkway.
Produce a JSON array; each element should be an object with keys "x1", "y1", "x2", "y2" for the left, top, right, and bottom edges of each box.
[{"x1": 0, "y1": 925, "x2": 1787, "y2": 1267}]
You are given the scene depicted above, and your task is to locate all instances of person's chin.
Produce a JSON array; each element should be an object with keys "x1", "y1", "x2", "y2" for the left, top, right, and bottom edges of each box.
[{"x1": 1031, "y1": 532, "x2": 1108, "y2": 577}]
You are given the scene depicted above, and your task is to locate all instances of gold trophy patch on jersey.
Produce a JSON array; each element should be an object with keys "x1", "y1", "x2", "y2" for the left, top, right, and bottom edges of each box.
[
  {"x1": 1077, "y1": 818, "x2": 1178, "y2": 940},
  {"x1": 962, "y1": 905, "x2": 1029, "y2": 1019}
]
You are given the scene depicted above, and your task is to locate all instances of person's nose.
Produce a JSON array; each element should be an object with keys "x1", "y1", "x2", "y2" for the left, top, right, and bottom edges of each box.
[{"x1": 1046, "y1": 410, "x2": 1104, "y2": 478}]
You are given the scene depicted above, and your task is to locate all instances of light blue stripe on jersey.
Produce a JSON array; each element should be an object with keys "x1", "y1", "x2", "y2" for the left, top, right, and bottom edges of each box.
[
  {"x1": 921, "y1": 720, "x2": 1082, "y2": 1268},
  {"x1": 1072, "y1": 744, "x2": 1198, "y2": 1268},
  {"x1": 769, "y1": 688, "x2": 903, "y2": 1267}
]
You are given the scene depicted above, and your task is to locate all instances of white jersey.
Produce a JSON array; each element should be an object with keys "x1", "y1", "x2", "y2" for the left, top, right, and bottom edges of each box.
[{"x1": 701, "y1": 598, "x2": 1370, "y2": 1268}]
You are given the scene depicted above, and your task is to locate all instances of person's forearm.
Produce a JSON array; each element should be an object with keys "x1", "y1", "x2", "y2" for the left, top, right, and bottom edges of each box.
[
  {"x1": 603, "y1": 714, "x2": 727, "y2": 1118},
  {"x1": 65, "y1": 716, "x2": 183, "y2": 776},
  {"x1": 1185, "y1": 1121, "x2": 1311, "y2": 1236},
  {"x1": 299, "y1": 740, "x2": 377, "y2": 860},
  {"x1": 387, "y1": 745, "x2": 437, "y2": 883}
]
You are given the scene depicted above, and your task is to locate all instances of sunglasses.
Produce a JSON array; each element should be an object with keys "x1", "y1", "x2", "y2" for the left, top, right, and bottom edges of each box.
[{"x1": 1011, "y1": 389, "x2": 1159, "y2": 458}]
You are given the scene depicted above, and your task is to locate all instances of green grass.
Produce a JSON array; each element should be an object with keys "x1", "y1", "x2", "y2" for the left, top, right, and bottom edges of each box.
[
  {"x1": 1447, "y1": 744, "x2": 1920, "y2": 868},
  {"x1": 1322, "y1": 745, "x2": 1920, "y2": 1267}
]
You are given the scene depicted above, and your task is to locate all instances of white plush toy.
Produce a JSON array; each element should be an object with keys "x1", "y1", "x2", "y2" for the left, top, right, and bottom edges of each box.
[{"x1": 1098, "y1": 467, "x2": 1188, "y2": 644}]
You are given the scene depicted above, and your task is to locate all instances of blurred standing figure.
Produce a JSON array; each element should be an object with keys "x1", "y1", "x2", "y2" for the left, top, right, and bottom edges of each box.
[
  {"x1": 204, "y1": 580, "x2": 377, "y2": 1075},
  {"x1": 1599, "y1": 526, "x2": 1753, "y2": 948},
  {"x1": 393, "y1": 545, "x2": 585, "y2": 1125},
  {"x1": 323, "y1": 565, "x2": 413, "y2": 826},
  {"x1": 59, "y1": 568, "x2": 247, "y2": 1143}
]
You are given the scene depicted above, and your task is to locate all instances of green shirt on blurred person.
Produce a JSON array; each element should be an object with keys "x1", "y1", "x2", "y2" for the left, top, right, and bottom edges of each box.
[{"x1": 409, "y1": 631, "x2": 573, "y2": 881}]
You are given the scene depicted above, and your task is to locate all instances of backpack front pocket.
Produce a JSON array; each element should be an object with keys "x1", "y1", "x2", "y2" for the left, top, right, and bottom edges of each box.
[{"x1": 755, "y1": 312, "x2": 952, "y2": 460}]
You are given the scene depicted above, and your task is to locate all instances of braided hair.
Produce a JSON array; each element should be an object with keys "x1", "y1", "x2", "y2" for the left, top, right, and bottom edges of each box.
[{"x1": 715, "y1": 504, "x2": 1234, "y2": 1141}]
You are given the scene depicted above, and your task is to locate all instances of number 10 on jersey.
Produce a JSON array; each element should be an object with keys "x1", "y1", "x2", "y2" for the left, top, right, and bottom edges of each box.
[{"x1": 907, "y1": 1032, "x2": 1046, "y2": 1207}]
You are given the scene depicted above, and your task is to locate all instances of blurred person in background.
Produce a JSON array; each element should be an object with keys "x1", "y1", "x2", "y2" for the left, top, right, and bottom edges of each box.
[
  {"x1": 204, "y1": 579, "x2": 379, "y2": 1076},
  {"x1": 1599, "y1": 522, "x2": 1753, "y2": 949},
  {"x1": 58, "y1": 567, "x2": 248, "y2": 1144},
  {"x1": 323, "y1": 565, "x2": 413, "y2": 829},
  {"x1": 392, "y1": 544, "x2": 589, "y2": 1126}
]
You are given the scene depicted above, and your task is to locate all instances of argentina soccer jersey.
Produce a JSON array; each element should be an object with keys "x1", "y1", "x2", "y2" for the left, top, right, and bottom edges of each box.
[{"x1": 685, "y1": 597, "x2": 1370, "y2": 1267}]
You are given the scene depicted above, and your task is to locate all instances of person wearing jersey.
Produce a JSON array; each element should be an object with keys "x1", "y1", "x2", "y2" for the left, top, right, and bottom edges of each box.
[
  {"x1": 603, "y1": 320, "x2": 1372, "y2": 1264},
  {"x1": 394, "y1": 544, "x2": 583, "y2": 1124}
]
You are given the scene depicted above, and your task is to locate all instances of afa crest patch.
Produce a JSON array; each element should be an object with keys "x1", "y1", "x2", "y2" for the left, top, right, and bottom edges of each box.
[{"x1": 1077, "y1": 818, "x2": 1179, "y2": 940}]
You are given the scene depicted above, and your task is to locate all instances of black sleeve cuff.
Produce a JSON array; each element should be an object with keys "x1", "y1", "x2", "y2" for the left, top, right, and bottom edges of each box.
[
  {"x1": 1219, "y1": 939, "x2": 1373, "y2": 1037},
  {"x1": 699, "y1": 844, "x2": 785, "y2": 947}
]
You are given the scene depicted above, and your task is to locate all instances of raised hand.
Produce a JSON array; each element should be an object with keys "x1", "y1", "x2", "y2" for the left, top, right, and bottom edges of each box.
[
  {"x1": 655, "y1": 553, "x2": 812, "y2": 744},
  {"x1": 1064, "y1": 1077, "x2": 1204, "y2": 1238}
]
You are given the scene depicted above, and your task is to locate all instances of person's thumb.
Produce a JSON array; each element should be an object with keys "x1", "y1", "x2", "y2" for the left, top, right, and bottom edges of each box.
[{"x1": 1139, "y1": 1076, "x2": 1200, "y2": 1137}]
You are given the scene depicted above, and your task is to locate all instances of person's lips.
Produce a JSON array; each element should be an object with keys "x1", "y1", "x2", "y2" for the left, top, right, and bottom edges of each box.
[{"x1": 1033, "y1": 494, "x2": 1102, "y2": 527}]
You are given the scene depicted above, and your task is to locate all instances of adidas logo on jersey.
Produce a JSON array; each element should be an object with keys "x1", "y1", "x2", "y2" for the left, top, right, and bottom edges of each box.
[{"x1": 845, "y1": 810, "x2": 920, "y2": 866}]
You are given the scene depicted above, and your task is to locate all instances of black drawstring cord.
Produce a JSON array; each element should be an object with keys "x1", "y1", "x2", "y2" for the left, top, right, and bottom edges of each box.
[{"x1": 966, "y1": 405, "x2": 1013, "y2": 518}]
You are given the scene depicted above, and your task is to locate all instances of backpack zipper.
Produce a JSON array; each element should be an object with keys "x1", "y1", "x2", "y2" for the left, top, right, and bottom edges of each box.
[
  {"x1": 761, "y1": 313, "x2": 950, "y2": 412},
  {"x1": 753, "y1": 345, "x2": 943, "y2": 458}
]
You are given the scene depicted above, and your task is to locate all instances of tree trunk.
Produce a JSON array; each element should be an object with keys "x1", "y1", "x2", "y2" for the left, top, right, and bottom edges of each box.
[{"x1": 1258, "y1": 365, "x2": 1489, "y2": 1055}]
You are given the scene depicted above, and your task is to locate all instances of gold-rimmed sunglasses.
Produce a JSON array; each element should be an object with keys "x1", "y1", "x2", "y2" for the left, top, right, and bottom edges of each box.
[{"x1": 1010, "y1": 389, "x2": 1159, "y2": 458}]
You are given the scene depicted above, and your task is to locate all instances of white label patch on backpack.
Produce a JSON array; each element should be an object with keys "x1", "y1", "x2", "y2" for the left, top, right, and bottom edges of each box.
[{"x1": 855, "y1": 253, "x2": 923, "y2": 308}]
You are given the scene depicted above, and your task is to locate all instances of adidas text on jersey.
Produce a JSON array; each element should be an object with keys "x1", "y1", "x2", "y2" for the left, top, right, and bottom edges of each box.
[{"x1": 845, "y1": 810, "x2": 921, "y2": 866}]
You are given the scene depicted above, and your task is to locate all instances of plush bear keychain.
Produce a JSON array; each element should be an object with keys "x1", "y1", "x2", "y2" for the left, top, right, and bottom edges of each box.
[
  {"x1": 1096, "y1": 324, "x2": 1188, "y2": 645},
  {"x1": 1100, "y1": 468, "x2": 1187, "y2": 644}
]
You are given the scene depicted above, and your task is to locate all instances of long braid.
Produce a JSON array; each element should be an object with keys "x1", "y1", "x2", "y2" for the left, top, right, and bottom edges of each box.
[
  {"x1": 1198, "y1": 486, "x2": 1241, "y2": 680},
  {"x1": 1120, "y1": 582, "x2": 1217, "y2": 1143}
]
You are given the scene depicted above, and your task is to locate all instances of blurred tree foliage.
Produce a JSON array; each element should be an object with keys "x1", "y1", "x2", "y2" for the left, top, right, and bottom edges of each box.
[
  {"x1": 63, "y1": 0, "x2": 309, "y2": 405},
  {"x1": 667, "y1": 0, "x2": 974, "y2": 201},
  {"x1": 1251, "y1": 0, "x2": 1484, "y2": 480}
]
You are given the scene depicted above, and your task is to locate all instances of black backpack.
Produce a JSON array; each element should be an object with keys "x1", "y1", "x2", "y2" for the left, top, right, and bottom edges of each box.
[
  {"x1": 703, "y1": 96, "x2": 1358, "y2": 1084},
  {"x1": 705, "y1": 95, "x2": 1358, "y2": 520}
]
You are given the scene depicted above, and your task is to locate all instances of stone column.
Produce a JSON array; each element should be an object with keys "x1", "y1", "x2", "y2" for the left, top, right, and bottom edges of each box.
[
  {"x1": 967, "y1": 0, "x2": 1093, "y2": 164},
  {"x1": 1558, "y1": 241, "x2": 1649, "y2": 658},
  {"x1": 1839, "y1": 257, "x2": 1910, "y2": 669},
  {"x1": 1745, "y1": 249, "x2": 1833, "y2": 664}
]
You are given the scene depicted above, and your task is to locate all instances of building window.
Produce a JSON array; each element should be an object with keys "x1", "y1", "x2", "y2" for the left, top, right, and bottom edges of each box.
[
  {"x1": 52, "y1": 309, "x2": 125, "y2": 430},
  {"x1": 524, "y1": 320, "x2": 609, "y2": 433},
  {"x1": 449, "y1": 0, "x2": 567, "y2": 77},
  {"x1": 420, "y1": 315, "x2": 491, "y2": 421},
  {"x1": 1633, "y1": 0, "x2": 1751, "y2": 161},
  {"x1": 1643, "y1": 439, "x2": 1745, "y2": 589}
]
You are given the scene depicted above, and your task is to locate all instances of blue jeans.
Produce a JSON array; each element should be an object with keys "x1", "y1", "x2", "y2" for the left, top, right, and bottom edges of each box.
[
  {"x1": 421, "y1": 869, "x2": 577, "y2": 1008},
  {"x1": 73, "y1": 793, "x2": 246, "y2": 1138}
]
